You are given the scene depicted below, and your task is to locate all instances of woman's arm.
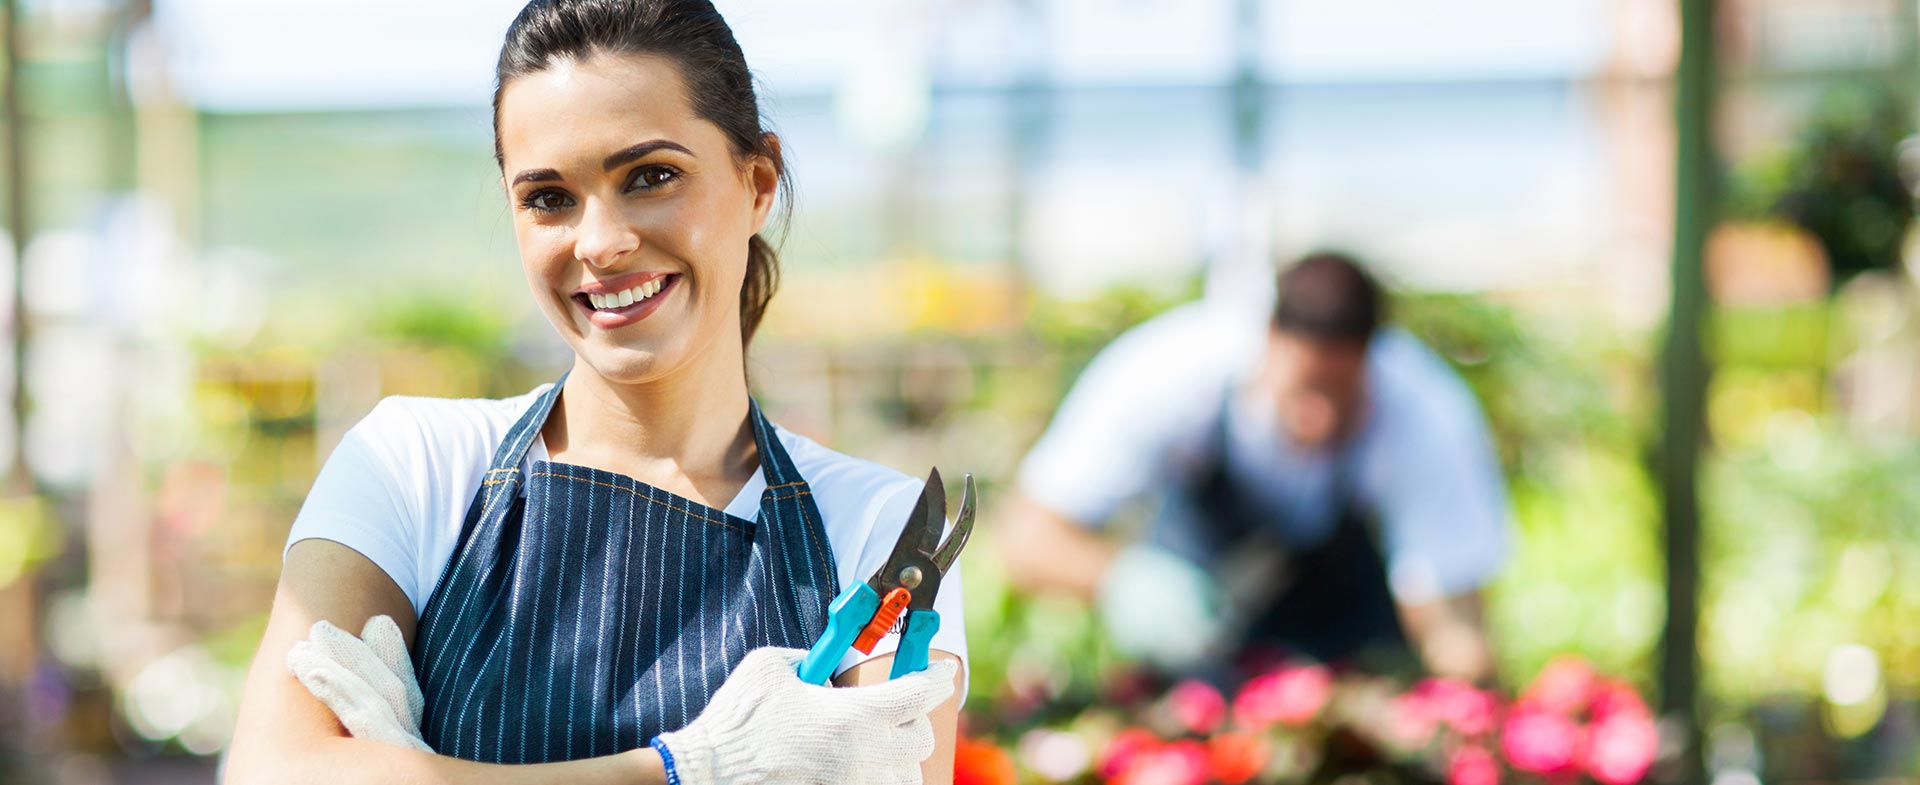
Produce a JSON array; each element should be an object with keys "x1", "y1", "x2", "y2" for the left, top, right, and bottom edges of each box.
[
  {"x1": 223, "y1": 539, "x2": 665, "y2": 785},
  {"x1": 835, "y1": 651, "x2": 965, "y2": 785}
]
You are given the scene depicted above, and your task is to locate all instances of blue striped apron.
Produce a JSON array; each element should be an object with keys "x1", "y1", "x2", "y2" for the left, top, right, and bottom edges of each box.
[{"x1": 410, "y1": 371, "x2": 839, "y2": 763}]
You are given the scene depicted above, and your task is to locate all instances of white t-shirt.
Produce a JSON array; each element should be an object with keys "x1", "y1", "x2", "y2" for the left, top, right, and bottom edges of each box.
[
  {"x1": 1017, "y1": 302, "x2": 1508, "y2": 603},
  {"x1": 285, "y1": 384, "x2": 968, "y2": 687}
]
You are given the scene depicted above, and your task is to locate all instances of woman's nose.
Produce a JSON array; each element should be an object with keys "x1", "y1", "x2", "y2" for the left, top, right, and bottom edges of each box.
[{"x1": 572, "y1": 197, "x2": 640, "y2": 269}]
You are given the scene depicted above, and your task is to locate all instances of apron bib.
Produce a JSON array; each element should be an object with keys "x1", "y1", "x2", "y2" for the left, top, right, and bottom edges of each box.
[
  {"x1": 1171, "y1": 398, "x2": 1407, "y2": 666},
  {"x1": 410, "y1": 371, "x2": 838, "y2": 763}
]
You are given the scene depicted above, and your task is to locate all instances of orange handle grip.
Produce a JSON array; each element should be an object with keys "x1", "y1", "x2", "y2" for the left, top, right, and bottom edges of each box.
[{"x1": 852, "y1": 587, "x2": 912, "y2": 654}]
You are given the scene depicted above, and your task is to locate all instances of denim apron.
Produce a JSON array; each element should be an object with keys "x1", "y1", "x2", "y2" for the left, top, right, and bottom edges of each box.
[
  {"x1": 1159, "y1": 398, "x2": 1406, "y2": 666},
  {"x1": 410, "y1": 371, "x2": 839, "y2": 763}
]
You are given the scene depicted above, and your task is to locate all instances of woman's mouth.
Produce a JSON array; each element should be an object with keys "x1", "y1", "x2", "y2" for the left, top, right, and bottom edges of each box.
[{"x1": 572, "y1": 274, "x2": 680, "y2": 329}]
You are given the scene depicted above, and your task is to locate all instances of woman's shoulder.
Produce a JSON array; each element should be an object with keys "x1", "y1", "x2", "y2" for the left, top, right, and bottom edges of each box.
[
  {"x1": 769, "y1": 424, "x2": 922, "y2": 510},
  {"x1": 767, "y1": 424, "x2": 924, "y2": 548},
  {"x1": 348, "y1": 384, "x2": 554, "y2": 469}
]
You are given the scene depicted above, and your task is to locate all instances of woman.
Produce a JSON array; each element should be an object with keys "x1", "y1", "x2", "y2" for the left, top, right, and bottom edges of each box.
[{"x1": 223, "y1": 1, "x2": 966, "y2": 783}]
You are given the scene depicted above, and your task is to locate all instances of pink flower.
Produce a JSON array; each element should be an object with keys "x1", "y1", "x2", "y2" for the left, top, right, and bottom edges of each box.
[
  {"x1": 1524, "y1": 656, "x2": 1598, "y2": 716},
  {"x1": 1385, "y1": 692, "x2": 1440, "y2": 749},
  {"x1": 1588, "y1": 679, "x2": 1651, "y2": 723},
  {"x1": 1099, "y1": 728, "x2": 1161, "y2": 779},
  {"x1": 1586, "y1": 712, "x2": 1658, "y2": 785},
  {"x1": 1114, "y1": 739, "x2": 1211, "y2": 785},
  {"x1": 1166, "y1": 680, "x2": 1227, "y2": 735},
  {"x1": 1233, "y1": 664, "x2": 1333, "y2": 730},
  {"x1": 1416, "y1": 678, "x2": 1501, "y2": 737},
  {"x1": 1449, "y1": 745, "x2": 1501, "y2": 785},
  {"x1": 1501, "y1": 702, "x2": 1583, "y2": 776}
]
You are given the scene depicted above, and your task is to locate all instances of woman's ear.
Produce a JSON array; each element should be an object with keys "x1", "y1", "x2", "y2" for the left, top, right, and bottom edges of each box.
[{"x1": 747, "y1": 133, "x2": 782, "y2": 232}]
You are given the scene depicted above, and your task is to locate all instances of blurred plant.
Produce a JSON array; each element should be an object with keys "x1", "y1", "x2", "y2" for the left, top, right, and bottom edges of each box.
[
  {"x1": 956, "y1": 653, "x2": 1659, "y2": 785},
  {"x1": 0, "y1": 495, "x2": 61, "y2": 589},
  {"x1": 1732, "y1": 87, "x2": 1915, "y2": 286}
]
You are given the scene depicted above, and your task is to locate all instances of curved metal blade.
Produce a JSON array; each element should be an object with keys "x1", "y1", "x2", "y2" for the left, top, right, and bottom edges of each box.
[
  {"x1": 866, "y1": 467, "x2": 946, "y2": 591},
  {"x1": 931, "y1": 473, "x2": 975, "y2": 573}
]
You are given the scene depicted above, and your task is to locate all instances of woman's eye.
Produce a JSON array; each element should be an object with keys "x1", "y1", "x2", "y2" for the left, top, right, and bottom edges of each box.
[
  {"x1": 628, "y1": 166, "x2": 679, "y2": 191},
  {"x1": 522, "y1": 190, "x2": 573, "y2": 213}
]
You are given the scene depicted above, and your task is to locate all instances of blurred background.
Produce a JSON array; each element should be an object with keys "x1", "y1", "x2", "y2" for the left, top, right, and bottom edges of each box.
[{"x1": 0, "y1": 0, "x2": 1918, "y2": 782}]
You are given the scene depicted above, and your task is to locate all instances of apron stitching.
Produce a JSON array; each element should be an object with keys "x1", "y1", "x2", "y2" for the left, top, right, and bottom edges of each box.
[
  {"x1": 790, "y1": 497, "x2": 835, "y2": 605},
  {"x1": 525, "y1": 472, "x2": 750, "y2": 534}
]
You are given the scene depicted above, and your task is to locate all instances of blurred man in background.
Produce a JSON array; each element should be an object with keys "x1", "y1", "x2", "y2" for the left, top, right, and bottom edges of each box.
[{"x1": 1000, "y1": 251, "x2": 1507, "y2": 682}]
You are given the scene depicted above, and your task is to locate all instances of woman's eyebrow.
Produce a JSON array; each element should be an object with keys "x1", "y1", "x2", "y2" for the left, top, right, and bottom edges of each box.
[
  {"x1": 511, "y1": 168, "x2": 562, "y2": 186},
  {"x1": 603, "y1": 140, "x2": 694, "y2": 171},
  {"x1": 507, "y1": 140, "x2": 691, "y2": 186}
]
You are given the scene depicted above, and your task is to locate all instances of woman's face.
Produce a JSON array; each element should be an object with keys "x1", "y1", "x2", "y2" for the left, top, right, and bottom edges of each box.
[{"x1": 497, "y1": 52, "x2": 777, "y2": 386}]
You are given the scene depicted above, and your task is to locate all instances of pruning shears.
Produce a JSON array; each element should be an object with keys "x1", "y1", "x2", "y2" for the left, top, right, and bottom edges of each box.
[{"x1": 797, "y1": 468, "x2": 976, "y2": 684}]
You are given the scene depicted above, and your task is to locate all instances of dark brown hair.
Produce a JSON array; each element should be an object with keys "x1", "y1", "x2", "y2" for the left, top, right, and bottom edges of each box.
[
  {"x1": 1273, "y1": 250, "x2": 1385, "y2": 343},
  {"x1": 493, "y1": 0, "x2": 791, "y2": 346}
]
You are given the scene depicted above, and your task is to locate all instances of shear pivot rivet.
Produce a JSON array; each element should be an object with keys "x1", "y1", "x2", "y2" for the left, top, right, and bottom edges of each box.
[{"x1": 899, "y1": 566, "x2": 923, "y2": 590}]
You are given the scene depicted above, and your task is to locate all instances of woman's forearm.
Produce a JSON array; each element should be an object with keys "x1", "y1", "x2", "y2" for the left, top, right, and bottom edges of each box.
[{"x1": 222, "y1": 737, "x2": 665, "y2": 785}]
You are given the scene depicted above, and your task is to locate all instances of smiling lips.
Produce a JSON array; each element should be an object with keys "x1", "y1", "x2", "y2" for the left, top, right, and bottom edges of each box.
[{"x1": 574, "y1": 273, "x2": 680, "y2": 328}]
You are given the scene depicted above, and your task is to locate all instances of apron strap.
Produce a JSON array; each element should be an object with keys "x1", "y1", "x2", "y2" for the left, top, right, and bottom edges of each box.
[
  {"x1": 744, "y1": 398, "x2": 838, "y2": 641},
  {"x1": 482, "y1": 368, "x2": 572, "y2": 491}
]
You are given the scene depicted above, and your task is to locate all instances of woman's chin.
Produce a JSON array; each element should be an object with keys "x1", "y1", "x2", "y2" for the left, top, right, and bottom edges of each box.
[{"x1": 580, "y1": 344, "x2": 680, "y2": 385}]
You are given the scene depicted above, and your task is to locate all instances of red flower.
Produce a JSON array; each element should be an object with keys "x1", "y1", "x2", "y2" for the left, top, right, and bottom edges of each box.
[
  {"x1": 1524, "y1": 656, "x2": 1597, "y2": 716},
  {"x1": 1114, "y1": 739, "x2": 1211, "y2": 785},
  {"x1": 1207, "y1": 732, "x2": 1271, "y2": 785},
  {"x1": 954, "y1": 736, "x2": 1017, "y2": 785},
  {"x1": 1100, "y1": 728, "x2": 1162, "y2": 779},
  {"x1": 1233, "y1": 664, "x2": 1333, "y2": 730},
  {"x1": 1501, "y1": 702, "x2": 1582, "y2": 776},
  {"x1": 1167, "y1": 680, "x2": 1227, "y2": 735},
  {"x1": 1586, "y1": 712, "x2": 1658, "y2": 785},
  {"x1": 1448, "y1": 744, "x2": 1501, "y2": 785}
]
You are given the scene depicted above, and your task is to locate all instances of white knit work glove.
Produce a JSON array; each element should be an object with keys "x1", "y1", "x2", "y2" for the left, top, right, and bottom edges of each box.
[
  {"x1": 285, "y1": 615, "x2": 433, "y2": 752},
  {"x1": 1098, "y1": 544, "x2": 1231, "y2": 670},
  {"x1": 654, "y1": 646, "x2": 957, "y2": 785}
]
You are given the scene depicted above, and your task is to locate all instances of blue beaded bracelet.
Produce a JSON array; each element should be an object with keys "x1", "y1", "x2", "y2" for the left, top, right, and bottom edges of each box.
[{"x1": 648, "y1": 736, "x2": 682, "y2": 785}]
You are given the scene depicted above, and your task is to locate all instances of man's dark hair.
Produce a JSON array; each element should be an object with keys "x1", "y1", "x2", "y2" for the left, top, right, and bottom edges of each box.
[{"x1": 1272, "y1": 251, "x2": 1385, "y2": 343}]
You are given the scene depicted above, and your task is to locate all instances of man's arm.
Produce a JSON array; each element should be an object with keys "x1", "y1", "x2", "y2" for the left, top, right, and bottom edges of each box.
[
  {"x1": 995, "y1": 492, "x2": 1118, "y2": 600},
  {"x1": 223, "y1": 539, "x2": 665, "y2": 785},
  {"x1": 1395, "y1": 591, "x2": 1495, "y2": 684}
]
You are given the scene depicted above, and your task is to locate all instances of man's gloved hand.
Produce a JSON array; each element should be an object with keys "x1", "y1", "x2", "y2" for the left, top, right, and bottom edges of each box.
[
  {"x1": 655, "y1": 647, "x2": 956, "y2": 785},
  {"x1": 1097, "y1": 544, "x2": 1231, "y2": 670},
  {"x1": 285, "y1": 615, "x2": 433, "y2": 752}
]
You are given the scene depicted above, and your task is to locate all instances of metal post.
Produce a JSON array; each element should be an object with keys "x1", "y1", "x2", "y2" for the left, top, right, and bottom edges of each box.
[
  {"x1": 1660, "y1": 0, "x2": 1715, "y2": 782},
  {"x1": 2, "y1": 0, "x2": 24, "y2": 497}
]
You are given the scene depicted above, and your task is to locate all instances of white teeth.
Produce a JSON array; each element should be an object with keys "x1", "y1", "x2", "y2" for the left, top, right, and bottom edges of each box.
[{"x1": 586, "y1": 278, "x2": 670, "y2": 311}]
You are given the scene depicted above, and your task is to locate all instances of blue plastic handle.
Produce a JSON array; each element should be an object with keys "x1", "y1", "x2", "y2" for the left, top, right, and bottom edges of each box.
[
  {"x1": 798, "y1": 583, "x2": 880, "y2": 685},
  {"x1": 888, "y1": 609, "x2": 941, "y2": 679}
]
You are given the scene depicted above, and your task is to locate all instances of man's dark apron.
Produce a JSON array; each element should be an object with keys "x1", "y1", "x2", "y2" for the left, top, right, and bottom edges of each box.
[
  {"x1": 409, "y1": 371, "x2": 839, "y2": 763},
  {"x1": 1156, "y1": 399, "x2": 1407, "y2": 667}
]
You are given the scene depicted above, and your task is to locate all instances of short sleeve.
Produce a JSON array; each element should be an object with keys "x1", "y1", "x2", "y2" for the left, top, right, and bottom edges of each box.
[
  {"x1": 836, "y1": 476, "x2": 970, "y2": 700},
  {"x1": 1016, "y1": 307, "x2": 1241, "y2": 526},
  {"x1": 1362, "y1": 335, "x2": 1509, "y2": 603},
  {"x1": 283, "y1": 400, "x2": 425, "y2": 609}
]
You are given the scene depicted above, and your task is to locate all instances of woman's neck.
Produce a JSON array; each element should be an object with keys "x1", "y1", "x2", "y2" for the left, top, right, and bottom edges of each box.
[{"x1": 541, "y1": 348, "x2": 759, "y2": 510}]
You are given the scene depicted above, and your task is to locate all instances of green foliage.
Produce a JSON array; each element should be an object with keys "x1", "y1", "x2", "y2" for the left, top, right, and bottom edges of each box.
[
  {"x1": 1732, "y1": 88, "x2": 1915, "y2": 285},
  {"x1": 1396, "y1": 294, "x2": 1664, "y2": 685},
  {"x1": 369, "y1": 296, "x2": 517, "y2": 356}
]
